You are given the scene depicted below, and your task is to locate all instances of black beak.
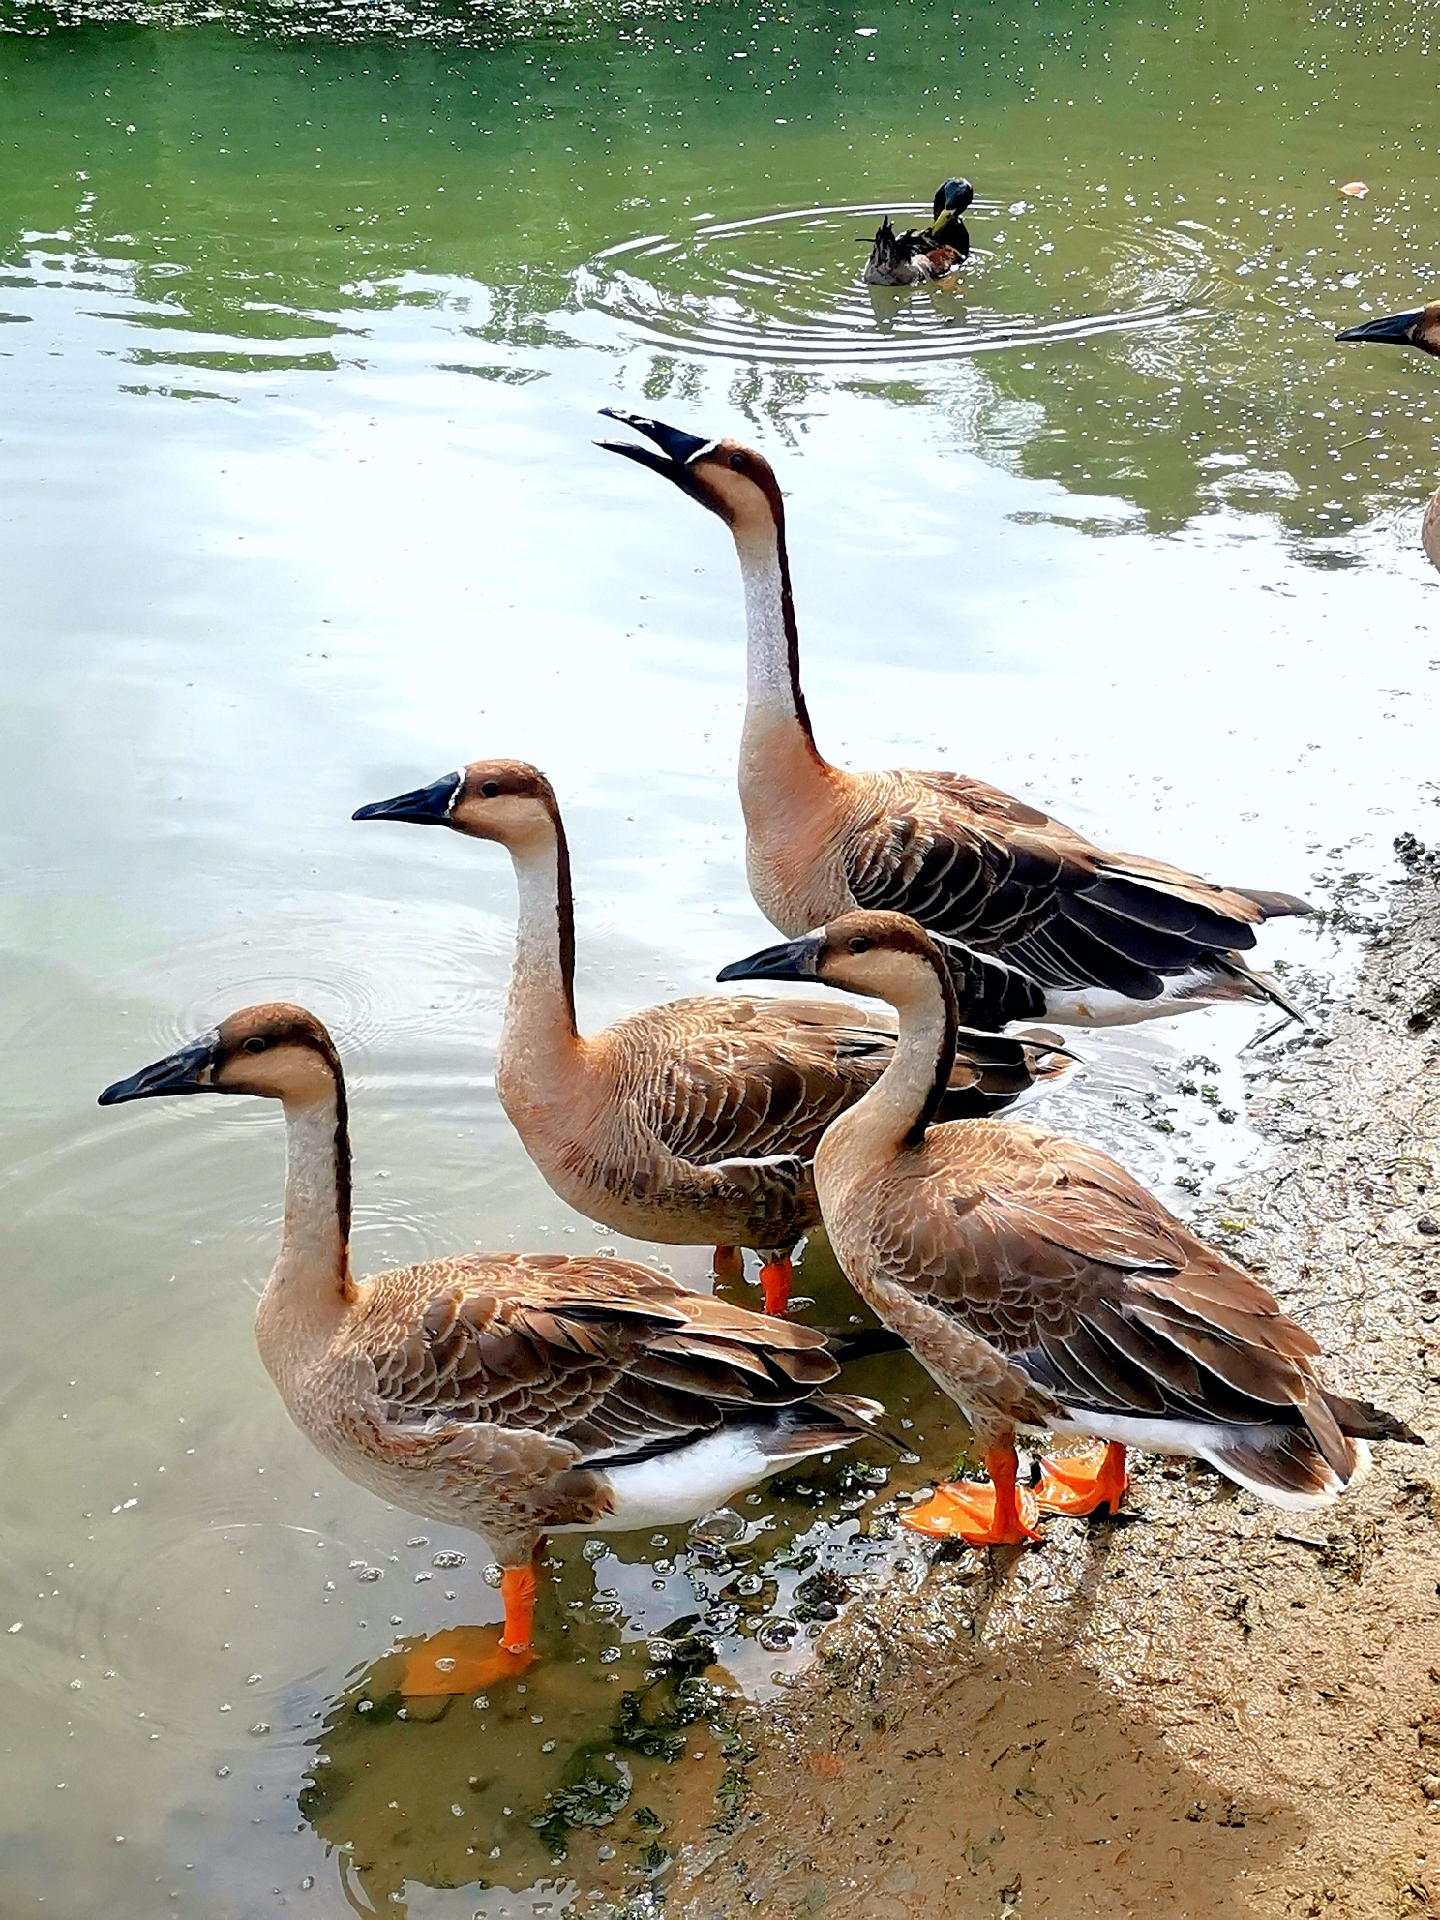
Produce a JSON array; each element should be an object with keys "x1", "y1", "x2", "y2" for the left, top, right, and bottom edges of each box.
[
  {"x1": 934, "y1": 177, "x2": 975, "y2": 218},
  {"x1": 98, "y1": 1034, "x2": 219, "y2": 1107},
  {"x1": 596, "y1": 408, "x2": 718, "y2": 484},
  {"x1": 1335, "y1": 308, "x2": 1423, "y2": 347},
  {"x1": 352, "y1": 772, "x2": 462, "y2": 826},
  {"x1": 717, "y1": 934, "x2": 823, "y2": 986}
]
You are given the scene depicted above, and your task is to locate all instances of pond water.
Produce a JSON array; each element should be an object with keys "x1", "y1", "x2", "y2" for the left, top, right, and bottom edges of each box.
[{"x1": 2, "y1": 0, "x2": 1438, "y2": 1913}]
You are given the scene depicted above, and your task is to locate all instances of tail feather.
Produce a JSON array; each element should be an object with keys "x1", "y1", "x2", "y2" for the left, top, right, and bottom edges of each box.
[
  {"x1": 1325, "y1": 1390, "x2": 1424, "y2": 1445},
  {"x1": 1228, "y1": 887, "x2": 1314, "y2": 920},
  {"x1": 1202, "y1": 1424, "x2": 1367, "y2": 1512},
  {"x1": 1209, "y1": 953, "x2": 1310, "y2": 1026},
  {"x1": 759, "y1": 1392, "x2": 902, "y2": 1460}
]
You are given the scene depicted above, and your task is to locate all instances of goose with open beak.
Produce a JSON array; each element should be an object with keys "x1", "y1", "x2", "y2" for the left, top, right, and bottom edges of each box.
[
  {"x1": 1336, "y1": 302, "x2": 1440, "y2": 570},
  {"x1": 598, "y1": 411, "x2": 1312, "y2": 1033},
  {"x1": 355, "y1": 758, "x2": 1073, "y2": 1315},
  {"x1": 97, "y1": 1003, "x2": 896, "y2": 1679},
  {"x1": 718, "y1": 912, "x2": 1420, "y2": 1546}
]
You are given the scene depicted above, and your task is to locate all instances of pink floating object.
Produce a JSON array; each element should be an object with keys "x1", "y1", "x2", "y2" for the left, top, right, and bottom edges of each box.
[{"x1": 1339, "y1": 180, "x2": 1368, "y2": 198}]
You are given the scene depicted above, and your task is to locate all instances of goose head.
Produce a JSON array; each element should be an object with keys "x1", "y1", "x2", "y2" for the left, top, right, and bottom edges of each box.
[
  {"x1": 354, "y1": 759, "x2": 562, "y2": 858},
  {"x1": 1336, "y1": 300, "x2": 1440, "y2": 357},
  {"x1": 719, "y1": 910, "x2": 950, "y2": 1011},
  {"x1": 98, "y1": 1003, "x2": 342, "y2": 1108},
  {"x1": 597, "y1": 409, "x2": 785, "y2": 543}
]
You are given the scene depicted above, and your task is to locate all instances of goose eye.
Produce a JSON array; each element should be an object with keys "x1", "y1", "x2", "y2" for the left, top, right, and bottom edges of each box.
[
  {"x1": 847, "y1": 936, "x2": 874, "y2": 954},
  {"x1": 243, "y1": 1037, "x2": 268, "y2": 1054},
  {"x1": 479, "y1": 780, "x2": 501, "y2": 798},
  {"x1": 728, "y1": 452, "x2": 748, "y2": 473}
]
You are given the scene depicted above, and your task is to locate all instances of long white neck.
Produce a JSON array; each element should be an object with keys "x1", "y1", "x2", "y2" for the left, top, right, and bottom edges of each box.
[
  {"x1": 497, "y1": 826, "x2": 583, "y2": 1096},
  {"x1": 734, "y1": 525, "x2": 833, "y2": 823},
  {"x1": 737, "y1": 530, "x2": 805, "y2": 725},
  {"x1": 256, "y1": 1091, "x2": 352, "y2": 1393},
  {"x1": 816, "y1": 968, "x2": 957, "y2": 1171}
]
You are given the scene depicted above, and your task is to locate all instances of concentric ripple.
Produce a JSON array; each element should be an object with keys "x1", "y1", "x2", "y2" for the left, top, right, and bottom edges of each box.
[{"x1": 574, "y1": 199, "x2": 1216, "y2": 367}]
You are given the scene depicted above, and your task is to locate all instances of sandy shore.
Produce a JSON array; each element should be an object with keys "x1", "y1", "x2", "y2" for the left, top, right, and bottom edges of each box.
[{"x1": 649, "y1": 868, "x2": 1440, "y2": 1920}]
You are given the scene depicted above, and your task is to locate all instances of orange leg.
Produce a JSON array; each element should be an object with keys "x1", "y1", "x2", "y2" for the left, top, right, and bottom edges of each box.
[
  {"x1": 901, "y1": 1443, "x2": 1043, "y2": 1547},
  {"x1": 498, "y1": 1561, "x2": 537, "y2": 1653},
  {"x1": 713, "y1": 1244, "x2": 744, "y2": 1285},
  {"x1": 757, "y1": 1255, "x2": 793, "y2": 1316},
  {"x1": 1035, "y1": 1441, "x2": 1128, "y2": 1517},
  {"x1": 399, "y1": 1560, "x2": 539, "y2": 1697}
]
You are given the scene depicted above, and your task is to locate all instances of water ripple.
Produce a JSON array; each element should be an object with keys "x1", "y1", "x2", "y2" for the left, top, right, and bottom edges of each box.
[{"x1": 574, "y1": 200, "x2": 1212, "y2": 368}]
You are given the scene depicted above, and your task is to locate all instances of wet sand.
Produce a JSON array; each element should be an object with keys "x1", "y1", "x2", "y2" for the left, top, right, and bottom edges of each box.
[{"x1": 628, "y1": 866, "x2": 1440, "y2": 1920}]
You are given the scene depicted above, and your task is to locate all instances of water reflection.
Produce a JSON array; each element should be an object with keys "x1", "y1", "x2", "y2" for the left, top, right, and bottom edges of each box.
[{"x1": 3, "y1": 0, "x2": 1439, "y2": 1912}]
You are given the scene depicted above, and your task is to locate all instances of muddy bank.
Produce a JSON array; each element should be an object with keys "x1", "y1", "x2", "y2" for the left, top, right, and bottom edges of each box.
[{"x1": 641, "y1": 869, "x2": 1440, "y2": 1920}]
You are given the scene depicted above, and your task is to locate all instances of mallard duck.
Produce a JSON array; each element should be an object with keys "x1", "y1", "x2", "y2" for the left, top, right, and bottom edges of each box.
[
  {"x1": 719, "y1": 911, "x2": 1419, "y2": 1545},
  {"x1": 97, "y1": 1003, "x2": 894, "y2": 1672},
  {"x1": 354, "y1": 758, "x2": 1072, "y2": 1314},
  {"x1": 598, "y1": 412, "x2": 1312, "y2": 1030},
  {"x1": 1336, "y1": 302, "x2": 1440, "y2": 570},
  {"x1": 863, "y1": 177, "x2": 974, "y2": 286}
]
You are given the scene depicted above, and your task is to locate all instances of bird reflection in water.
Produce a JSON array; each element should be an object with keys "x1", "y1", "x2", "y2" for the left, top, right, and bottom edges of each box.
[{"x1": 297, "y1": 1616, "x2": 743, "y2": 1914}]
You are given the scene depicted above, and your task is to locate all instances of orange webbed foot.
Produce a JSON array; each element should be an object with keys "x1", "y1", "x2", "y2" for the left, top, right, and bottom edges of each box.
[
  {"x1": 1035, "y1": 1442, "x2": 1128, "y2": 1518},
  {"x1": 901, "y1": 1478, "x2": 1042, "y2": 1547},
  {"x1": 758, "y1": 1256, "x2": 793, "y2": 1316},
  {"x1": 400, "y1": 1626, "x2": 536, "y2": 1698}
]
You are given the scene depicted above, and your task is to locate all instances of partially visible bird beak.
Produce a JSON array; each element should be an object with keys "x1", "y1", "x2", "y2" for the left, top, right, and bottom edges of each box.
[
  {"x1": 1335, "y1": 309, "x2": 1423, "y2": 346},
  {"x1": 717, "y1": 934, "x2": 822, "y2": 985},
  {"x1": 353, "y1": 772, "x2": 462, "y2": 826},
  {"x1": 596, "y1": 408, "x2": 718, "y2": 480},
  {"x1": 98, "y1": 1034, "x2": 219, "y2": 1106}
]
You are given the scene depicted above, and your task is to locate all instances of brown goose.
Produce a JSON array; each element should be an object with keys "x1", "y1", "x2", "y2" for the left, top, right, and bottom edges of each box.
[
  {"x1": 599, "y1": 411, "x2": 1312, "y2": 1031},
  {"x1": 719, "y1": 911, "x2": 1418, "y2": 1545},
  {"x1": 97, "y1": 1003, "x2": 892, "y2": 1674},
  {"x1": 1336, "y1": 301, "x2": 1440, "y2": 570},
  {"x1": 354, "y1": 758, "x2": 1072, "y2": 1314}
]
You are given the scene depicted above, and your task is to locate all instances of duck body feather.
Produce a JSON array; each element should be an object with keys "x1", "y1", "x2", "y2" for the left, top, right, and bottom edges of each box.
[
  {"x1": 719, "y1": 913, "x2": 1417, "y2": 1517},
  {"x1": 598, "y1": 415, "x2": 1311, "y2": 1031},
  {"x1": 97, "y1": 1004, "x2": 891, "y2": 1588},
  {"x1": 358, "y1": 760, "x2": 1070, "y2": 1272},
  {"x1": 285, "y1": 1249, "x2": 883, "y2": 1565},
  {"x1": 813, "y1": 765, "x2": 1306, "y2": 1026},
  {"x1": 507, "y1": 990, "x2": 1069, "y2": 1261},
  {"x1": 810, "y1": 1004, "x2": 1413, "y2": 1511}
]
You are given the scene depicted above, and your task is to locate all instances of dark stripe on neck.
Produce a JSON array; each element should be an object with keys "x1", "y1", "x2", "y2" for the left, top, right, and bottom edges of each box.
[
  {"x1": 307, "y1": 1030, "x2": 354, "y2": 1280},
  {"x1": 904, "y1": 957, "x2": 961, "y2": 1149},
  {"x1": 536, "y1": 792, "x2": 580, "y2": 1035},
  {"x1": 753, "y1": 464, "x2": 820, "y2": 757},
  {"x1": 774, "y1": 521, "x2": 819, "y2": 753}
]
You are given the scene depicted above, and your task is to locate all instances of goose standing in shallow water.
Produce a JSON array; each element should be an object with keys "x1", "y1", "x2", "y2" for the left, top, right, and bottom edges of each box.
[
  {"x1": 1336, "y1": 301, "x2": 1440, "y2": 571},
  {"x1": 863, "y1": 177, "x2": 974, "y2": 287},
  {"x1": 720, "y1": 912, "x2": 1419, "y2": 1545},
  {"x1": 355, "y1": 758, "x2": 1071, "y2": 1314},
  {"x1": 600, "y1": 411, "x2": 1312, "y2": 1032},
  {"x1": 97, "y1": 1004, "x2": 893, "y2": 1675}
]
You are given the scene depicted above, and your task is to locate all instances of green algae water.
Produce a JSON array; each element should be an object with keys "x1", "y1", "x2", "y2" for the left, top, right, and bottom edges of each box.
[{"x1": 1, "y1": 1, "x2": 1438, "y2": 1913}]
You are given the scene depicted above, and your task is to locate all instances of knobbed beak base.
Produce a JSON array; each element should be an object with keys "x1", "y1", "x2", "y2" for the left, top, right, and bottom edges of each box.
[
  {"x1": 98, "y1": 1035, "x2": 218, "y2": 1106},
  {"x1": 1335, "y1": 309, "x2": 1423, "y2": 347},
  {"x1": 352, "y1": 772, "x2": 462, "y2": 826},
  {"x1": 717, "y1": 934, "x2": 822, "y2": 985}
]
